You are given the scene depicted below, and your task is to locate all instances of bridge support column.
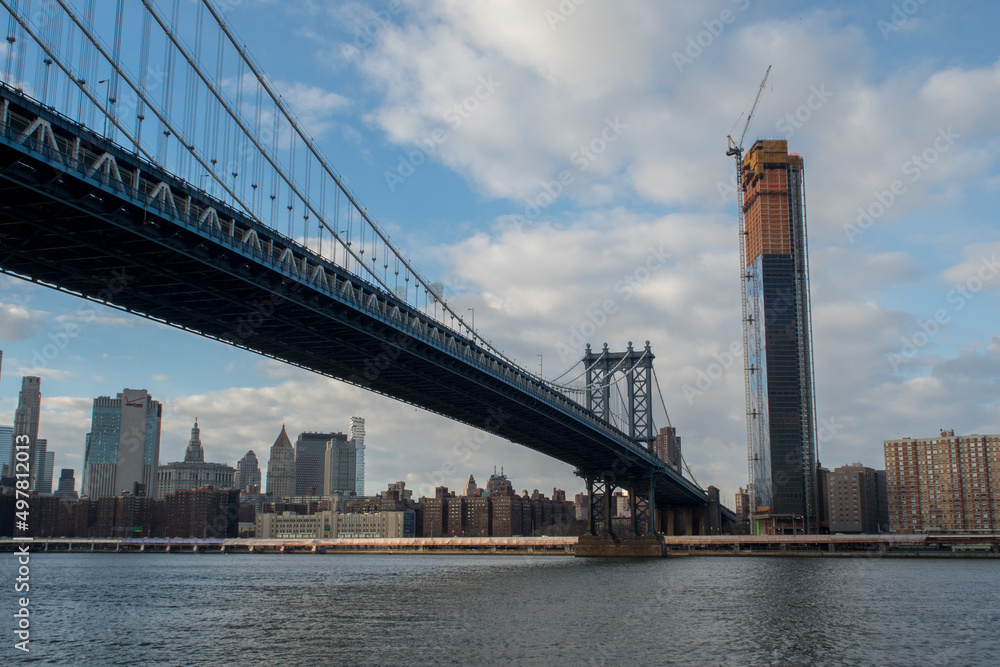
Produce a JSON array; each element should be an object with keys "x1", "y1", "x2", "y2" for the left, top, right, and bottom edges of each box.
[
  {"x1": 585, "y1": 477, "x2": 597, "y2": 536},
  {"x1": 603, "y1": 476, "x2": 616, "y2": 540},
  {"x1": 629, "y1": 483, "x2": 640, "y2": 536},
  {"x1": 675, "y1": 508, "x2": 693, "y2": 536},
  {"x1": 647, "y1": 476, "x2": 658, "y2": 537},
  {"x1": 706, "y1": 486, "x2": 722, "y2": 535}
]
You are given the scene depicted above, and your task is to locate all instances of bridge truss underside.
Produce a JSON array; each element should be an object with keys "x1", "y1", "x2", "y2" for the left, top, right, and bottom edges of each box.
[{"x1": 0, "y1": 87, "x2": 722, "y2": 512}]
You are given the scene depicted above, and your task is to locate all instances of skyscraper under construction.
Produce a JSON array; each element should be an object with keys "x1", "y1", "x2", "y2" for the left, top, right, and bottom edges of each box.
[{"x1": 739, "y1": 139, "x2": 818, "y2": 534}]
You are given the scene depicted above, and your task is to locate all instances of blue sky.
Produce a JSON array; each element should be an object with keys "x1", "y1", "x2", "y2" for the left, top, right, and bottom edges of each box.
[{"x1": 1, "y1": 0, "x2": 998, "y2": 504}]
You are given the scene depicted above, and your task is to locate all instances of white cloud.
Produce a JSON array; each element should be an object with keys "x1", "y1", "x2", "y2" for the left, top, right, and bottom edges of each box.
[
  {"x1": 272, "y1": 79, "x2": 351, "y2": 139},
  {"x1": 0, "y1": 302, "x2": 48, "y2": 341},
  {"x1": 339, "y1": 4, "x2": 1000, "y2": 249},
  {"x1": 14, "y1": 367, "x2": 75, "y2": 381},
  {"x1": 940, "y1": 241, "x2": 1000, "y2": 293}
]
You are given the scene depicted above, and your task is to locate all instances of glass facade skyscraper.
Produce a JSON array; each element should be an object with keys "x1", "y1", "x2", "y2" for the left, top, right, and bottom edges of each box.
[
  {"x1": 82, "y1": 389, "x2": 162, "y2": 498},
  {"x1": 0, "y1": 425, "x2": 12, "y2": 478},
  {"x1": 741, "y1": 140, "x2": 818, "y2": 534},
  {"x1": 295, "y1": 432, "x2": 341, "y2": 496}
]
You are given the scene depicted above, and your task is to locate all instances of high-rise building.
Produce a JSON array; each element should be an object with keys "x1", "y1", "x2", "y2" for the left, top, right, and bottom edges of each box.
[
  {"x1": 235, "y1": 450, "x2": 262, "y2": 493},
  {"x1": 884, "y1": 429, "x2": 1000, "y2": 533},
  {"x1": 462, "y1": 474, "x2": 479, "y2": 497},
  {"x1": 157, "y1": 420, "x2": 236, "y2": 498},
  {"x1": 816, "y1": 464, "x2": 830, "y2": 532},
  {"x1": 32, "y1": 442, "x2": 54, "y2": 494},
  {"x1": 350, "y1": 416, "x2": 366, "y2": 496},
  {"x1": 81, "y1": 389, "x2": 162, "y2": 498},
  {"x1": 827, "y1": 463, "x2": 887, "y2": 534},
  {"x1": 486, "y1": 467, "x2": 513, "y2": 497},
  {"x1": 0, "y1": 425, "x2": 13, "y2": 478},
  {"x1": 10, "y1": 377, "x2": 42, "y2": 491},
  {"x1": 740, "y1": 140, "x2": 818, "y2": 534},
  {"x1": 266, "y1": 425, "x2": 296, "y2": 499},
  {"x1": 56, "y1": 468, "x2": 79, "y2": 501},
  {"x1": 322, "y1": 435, "x2": 356, "y2": 496},
  {"x1": 653, "y1": 426, "x2": 682, "y2": 471},
  {"x1": 875, "y1": 469, "x2": 889, "y2": 532},
  {"x1": 295, "y1": 432, "x2": 344, "y2": 496}
]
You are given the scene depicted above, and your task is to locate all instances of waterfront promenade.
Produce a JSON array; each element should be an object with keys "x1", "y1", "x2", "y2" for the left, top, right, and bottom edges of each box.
[{"x1": 3, "y1": 533, "x2": 998, "y2": 556}]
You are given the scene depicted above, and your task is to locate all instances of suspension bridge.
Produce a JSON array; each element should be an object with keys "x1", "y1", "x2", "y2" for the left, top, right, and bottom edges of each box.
[{"x1": 0, "y1": 0, "x2": 734, "y2": 552}]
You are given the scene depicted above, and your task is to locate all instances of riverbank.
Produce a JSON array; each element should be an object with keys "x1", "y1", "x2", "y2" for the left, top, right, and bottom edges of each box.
[{"x1": 2, "y1": 532, "x2": 998, "y2": 557}]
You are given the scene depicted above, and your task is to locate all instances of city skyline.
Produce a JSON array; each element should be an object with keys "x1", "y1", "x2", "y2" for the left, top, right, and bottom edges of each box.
[
  {"x1": 0, "y1": 1, "x2": 998, "y2": 505},
  {"x1": 0, "y1": 375, "x2": 584, "y2": 500}
]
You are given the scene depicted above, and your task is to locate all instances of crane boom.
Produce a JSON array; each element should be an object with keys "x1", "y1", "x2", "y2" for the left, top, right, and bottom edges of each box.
[{"x1": 727, "y1": 65, "x2": 771, "y2": 155}]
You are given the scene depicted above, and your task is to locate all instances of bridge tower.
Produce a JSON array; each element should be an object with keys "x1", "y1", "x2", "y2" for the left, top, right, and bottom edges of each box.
[
  {"x1": 576, "y1": 342, "x2": 666, "y2": 556},
  {"x1": 583, "y1": 341, "x2": 655, "y2": 451}
]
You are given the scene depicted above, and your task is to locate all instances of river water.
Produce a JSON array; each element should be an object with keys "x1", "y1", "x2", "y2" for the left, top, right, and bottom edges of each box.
[{"x1": 2, "y1": 553, "x2": 998, "y2": 665}]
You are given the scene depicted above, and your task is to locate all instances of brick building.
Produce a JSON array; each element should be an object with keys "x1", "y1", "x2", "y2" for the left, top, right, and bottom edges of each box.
[
  {"x1": 885, "y1": 429, "x2": 1000, "y2": 533},
  {"x1": 827, "y1": 463, "x2": 888, "y2": 534}
]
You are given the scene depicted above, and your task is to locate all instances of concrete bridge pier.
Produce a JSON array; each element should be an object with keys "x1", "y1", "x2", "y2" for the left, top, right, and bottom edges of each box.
[
  {"x1": 576, "y1": 474, "x2": 666, "y2": 557},
  {"x1": 704, "y1": 486, "x2": 722, "y2": 535}
]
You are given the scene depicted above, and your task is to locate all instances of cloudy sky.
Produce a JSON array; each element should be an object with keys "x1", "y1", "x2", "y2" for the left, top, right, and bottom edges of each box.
[{"x1": 1, "y1": 0, "x2": 998, "y2": 506}]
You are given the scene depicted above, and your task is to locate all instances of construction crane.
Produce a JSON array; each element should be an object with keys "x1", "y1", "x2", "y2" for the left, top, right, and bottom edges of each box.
[
  {"x1": 726, "y1": 65, "x2": 771, "y2": 160},
  {"x1": 726, "y1": 65, "x2": 771, "y2": 519}
]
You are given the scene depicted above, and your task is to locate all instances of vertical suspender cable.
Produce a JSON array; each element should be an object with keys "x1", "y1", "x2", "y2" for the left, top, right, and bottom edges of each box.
[
  {"x1": 137, "y1": 7, "x2": 152, "y2": 153},
  {"x1": 4, "y1": 0, "x2": 16, "y2": 84},
  {"x1": 14, "y1": 0, "x2": 26, "y2": 88},
  {"x1": 108, "y1": 0, "x2": 125, "y2": 142},
  {"x1": 61, "y1": 11, "x2": 74, "y2": 112},
  {"x1": 157, "y1": 0, "x2": 176, "y2": 163}
]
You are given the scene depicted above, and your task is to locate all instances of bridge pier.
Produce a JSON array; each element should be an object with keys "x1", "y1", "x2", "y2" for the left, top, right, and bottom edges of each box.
[
  {"x1": 705, "y1": 486, "x2": 722, "y2": 535},
  {"x1": 576, "y1": 473, "x2": 666, "y2": 557}
]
